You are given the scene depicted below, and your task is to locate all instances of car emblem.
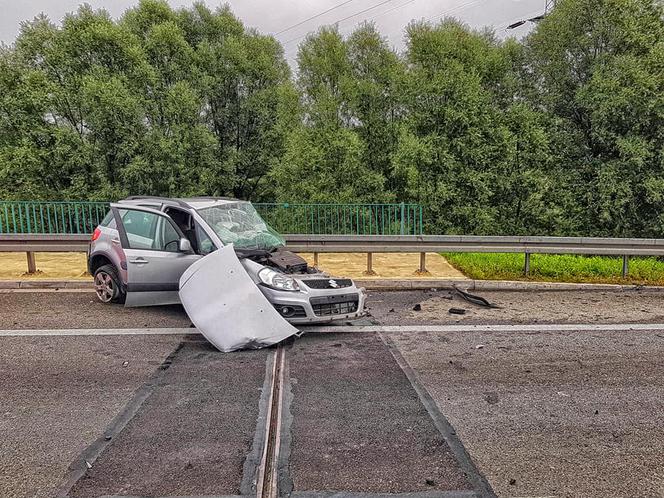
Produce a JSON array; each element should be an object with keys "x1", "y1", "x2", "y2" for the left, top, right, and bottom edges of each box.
[{"x1": 328, "y1": 279, "x2": 339, "y2": 288}]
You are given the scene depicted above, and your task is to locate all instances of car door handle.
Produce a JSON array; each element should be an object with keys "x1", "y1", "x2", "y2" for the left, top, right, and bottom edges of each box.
[
  {"x1": 129, "y1": 258, "x2": 149, "y2": 265},
  {"x1": 111, "y1": 238, "x2": 121, "y2": 245}
]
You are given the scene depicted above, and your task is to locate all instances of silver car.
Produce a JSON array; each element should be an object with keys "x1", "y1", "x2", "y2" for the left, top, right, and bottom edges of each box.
[{"x1": 87, "y1": 196, "x2": 366, "y2": 324}]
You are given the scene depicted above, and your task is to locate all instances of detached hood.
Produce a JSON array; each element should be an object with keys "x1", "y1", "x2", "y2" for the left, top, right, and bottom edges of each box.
[{"x1": 178, "y1": 245, "x2": 299, "y2": 352}]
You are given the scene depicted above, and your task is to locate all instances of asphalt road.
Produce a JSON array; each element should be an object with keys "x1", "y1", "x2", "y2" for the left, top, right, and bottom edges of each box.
[
  {"x1": 0, "y1": 334, "x2": 183, "y2": 498},
  {"x1": 388, "y1": 326, "x2": 664, "y2": 497},
  {"x1": 4, "y1": 287, "x2": 664, "y2": 329},
  {"x1": 1, "y1": 289, "x2": 664, "y2": 497}
]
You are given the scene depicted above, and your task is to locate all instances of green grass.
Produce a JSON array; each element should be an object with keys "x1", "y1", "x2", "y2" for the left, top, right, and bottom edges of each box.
[{"x1": 443, "y1": 253, "x2": 664, "y2": 285}]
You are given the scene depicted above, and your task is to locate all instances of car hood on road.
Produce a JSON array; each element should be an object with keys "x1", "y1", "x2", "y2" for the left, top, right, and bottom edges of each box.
[{"x1": 178, "y1": 245, "x2": 299, "y2": 352}]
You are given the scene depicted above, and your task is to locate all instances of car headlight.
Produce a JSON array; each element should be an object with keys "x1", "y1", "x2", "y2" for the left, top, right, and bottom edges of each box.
[{"x1": 258, "y1": 268, "x2": 300, "y2": 292}]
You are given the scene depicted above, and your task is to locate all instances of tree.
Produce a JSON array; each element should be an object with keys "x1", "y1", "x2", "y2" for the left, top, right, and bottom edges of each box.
[
  {"x1": 526, "y1": 0, "x2": 664, "y2": 236},
  {"x1": 0, "y1": 0, "x2": 293, "y2": 201},
  {"x1": 272, "y1": 27, "x2": 390, "y2": 203}
]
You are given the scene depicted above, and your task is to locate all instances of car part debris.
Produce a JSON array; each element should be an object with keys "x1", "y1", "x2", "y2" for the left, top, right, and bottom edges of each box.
[
  {"x1": 178, "y1": 245, "x2": 299, "y2": 352},
  {"x1": 453, "y1": 286, "x2": 500, "y2": 308},
  {"x1": 449, "y1": 308, "x2": 466, "y2": 315}
]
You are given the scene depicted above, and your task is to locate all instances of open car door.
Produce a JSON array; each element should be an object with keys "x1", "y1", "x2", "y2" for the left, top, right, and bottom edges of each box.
[
  {"x1": 179, "y1": 245, "x2": 299, "y2": 352},
  {"x1": 110, "y1": 203, "x2": 201, "y2": 307}
]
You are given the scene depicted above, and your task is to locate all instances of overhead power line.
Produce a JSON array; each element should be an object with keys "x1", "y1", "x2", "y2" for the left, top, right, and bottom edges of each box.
[
  {"x1": 424, "y1": 0, "x2": 485, "y2": 23},
  {"x1": 327, "y1": 0, "x2": 401, "y2": 26},
  {"x1": 505, "y1": 0, "x2": 557, "y2": 29},
  {"x1": 282, "y1": 0, "x2": 487, "y2": 55},
  {"x1": 366, "y1": 0, "x2": 418, "y2": 22},
  {"x1": 274, "y1": 0, "x2": 358, "y2": 36},
  {"x1": 281, "y1": 0, "x2": 405, "y2": 45}
]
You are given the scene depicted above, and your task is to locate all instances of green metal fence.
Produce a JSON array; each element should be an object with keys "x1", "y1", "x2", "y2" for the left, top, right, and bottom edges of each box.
[
  {"x1": 257, "y1": 203, "x2": 422, "y2": 235},
  {"x1": 0, "y1": 201, "x2": 110, "y2": 235},
  {"x1": 0, "y1": 201, "x2": 423, "y2": 235}
]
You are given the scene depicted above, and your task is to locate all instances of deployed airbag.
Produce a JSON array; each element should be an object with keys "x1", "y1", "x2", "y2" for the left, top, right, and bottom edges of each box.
[{"x1": 179, "y1": 245, "x2": 299, "y2": 352}]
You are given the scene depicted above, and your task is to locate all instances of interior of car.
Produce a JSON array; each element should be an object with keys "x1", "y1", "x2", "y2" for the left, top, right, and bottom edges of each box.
[{"x1": 164, "y1": 207, "x2": 199, "y2": 254}]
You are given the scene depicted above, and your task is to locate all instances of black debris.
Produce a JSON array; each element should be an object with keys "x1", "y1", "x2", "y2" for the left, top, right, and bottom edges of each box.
[
  {"x1": 412, "y1": 304, "x2": 422, "y2": 311},
  {"x1": 449, "y1": 308, "x2": 466, "y2": 315},
  {"x1": 453, "y1": 286, "x2": 500, "y2": 308}
]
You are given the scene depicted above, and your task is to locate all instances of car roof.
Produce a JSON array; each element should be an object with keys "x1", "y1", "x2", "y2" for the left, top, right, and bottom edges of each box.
[{"x1": 120, "y1": 196, "x2": 247, "y2": 210}]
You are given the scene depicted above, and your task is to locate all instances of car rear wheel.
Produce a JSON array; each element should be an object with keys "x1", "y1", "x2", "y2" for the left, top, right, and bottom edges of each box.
[{"x1": 94, "y1": 264, "x2": 126, "y2": 304}]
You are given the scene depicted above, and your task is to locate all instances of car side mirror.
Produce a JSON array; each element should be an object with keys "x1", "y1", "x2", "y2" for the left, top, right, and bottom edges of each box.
[{"x1": 179, "y1": 238, "x2": 193, "y2": 253}]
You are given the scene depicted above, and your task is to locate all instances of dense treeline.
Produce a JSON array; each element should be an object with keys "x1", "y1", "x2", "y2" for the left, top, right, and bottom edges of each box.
[{"x1": 0, "y1": 0, "x2": 662, "y2": 236}]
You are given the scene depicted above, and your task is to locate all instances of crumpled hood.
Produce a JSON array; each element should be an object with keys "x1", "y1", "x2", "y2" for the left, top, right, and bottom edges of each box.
[{"x1": 179, "y1": 245, "x2": 299, "y2": 352}]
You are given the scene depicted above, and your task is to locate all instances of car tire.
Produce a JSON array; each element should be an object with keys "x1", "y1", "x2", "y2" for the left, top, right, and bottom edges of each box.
[{"x1": 94, "y1": 264, "x2": 126, "y2": 304}]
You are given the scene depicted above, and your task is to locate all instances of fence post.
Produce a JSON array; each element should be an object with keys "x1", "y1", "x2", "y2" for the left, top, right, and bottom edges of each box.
[
  {"x1": 313, "y1": 252, "x2": 319, "y2": 268},
  {"x1": 400, "y1": 202, "x2": 405, "y2": 235},
  {"x1": 26, "y1": 252, "x2": 36, "y2": 274},
  {"x1": 622, "y1": 255, "x2": 629, "y2": 279},
  {"x1": 524, "y1": 253, "x2": 531, "y2": 276}
]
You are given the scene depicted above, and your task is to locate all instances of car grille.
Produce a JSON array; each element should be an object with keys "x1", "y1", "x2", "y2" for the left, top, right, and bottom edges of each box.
[
  {"x1": 302, "y1": 278, "x2": 353, "y2": 290},
  {"x1": 310, "y1": 295, "x2": 359, "y2": 317},
  {"x1": 273, "y1": 304, "x2": 307, "y2": 318}
]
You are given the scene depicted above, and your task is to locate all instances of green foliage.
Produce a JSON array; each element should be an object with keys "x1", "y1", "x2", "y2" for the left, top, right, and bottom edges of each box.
[
  {"x1": 1, "y1": 0, "x2": 663, "y2": 238},
  {"x1": 444, "y1": 252, "x2": 664, "y2": 285},
  {"x1": 0, "y1": 0, "x2": 292, "y2": 201}
]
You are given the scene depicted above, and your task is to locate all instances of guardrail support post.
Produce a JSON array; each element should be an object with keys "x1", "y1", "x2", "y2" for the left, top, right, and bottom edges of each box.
[
  {"x1": 26, "y1": 251, "x2": 36, "y2": 274},
  {"x1": 524, "y1": 253, "x2": 531, "y2": 276},
  {"x1": 622, "y1": 255, "x2": 629, "y2": 279},
  {"x1": 419, "y1": 252, "x2": 427, "y2": 273},
  {"x1": 313, "y1": 252, "x2": 319, "y2": 268},
  {"x1": 364, "y1": 252, "x2": 376, "y2": 276}
]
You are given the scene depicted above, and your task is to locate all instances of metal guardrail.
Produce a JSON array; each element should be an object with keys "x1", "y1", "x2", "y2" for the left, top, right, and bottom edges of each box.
[
  {"x1": 2, "y1": 234, "x2": 663, "y2": 277},
  {"x1": 0, "y1": 201, "x2": 423, "y2": 236}
]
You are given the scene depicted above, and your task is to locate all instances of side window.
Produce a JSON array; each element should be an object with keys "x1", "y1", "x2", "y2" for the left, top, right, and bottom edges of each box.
[
  {"x1": 119, "y1": 209, "x2": 180, "y2": 252},
  {"x1": 196, "y1": 223, "x2": 216, "y2": 255},
  {"x1": 100, "y1": 211, "x2": 116, "y2": 229},
  {"x1": 158, "y1": 218, "x2": 181, "y2": 253}
]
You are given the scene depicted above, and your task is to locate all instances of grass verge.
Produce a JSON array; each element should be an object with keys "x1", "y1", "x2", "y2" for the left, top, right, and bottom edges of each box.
[{"x1": 443, "y1": 252, "x2": 664, "y2": 286}]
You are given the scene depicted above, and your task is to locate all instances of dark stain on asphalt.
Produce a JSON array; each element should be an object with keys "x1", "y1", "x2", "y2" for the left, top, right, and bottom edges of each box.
[{"x1": 483, "y1": 392, "x2": 500, "y2": 405}]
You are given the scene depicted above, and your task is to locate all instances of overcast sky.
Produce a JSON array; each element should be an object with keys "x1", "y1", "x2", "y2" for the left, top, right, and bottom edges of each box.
[{"x1": 0, "y1": 0, "x2": 544, "y2": 59}]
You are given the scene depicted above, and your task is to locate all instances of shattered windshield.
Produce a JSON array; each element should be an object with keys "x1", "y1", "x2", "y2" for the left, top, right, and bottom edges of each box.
[{"x1": 197, "y1": 202, "x2": 285, "y2": 251}]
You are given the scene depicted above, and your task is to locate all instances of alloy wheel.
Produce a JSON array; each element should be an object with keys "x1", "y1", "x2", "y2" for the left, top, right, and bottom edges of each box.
[{"x1": 94, "y1": 272, "x2": 115, "y2": 303}]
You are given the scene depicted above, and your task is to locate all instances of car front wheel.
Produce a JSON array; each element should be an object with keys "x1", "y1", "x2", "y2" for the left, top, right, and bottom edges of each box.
[{"x1": 94, "y1": 264, "x2": 126, "y2": 304}]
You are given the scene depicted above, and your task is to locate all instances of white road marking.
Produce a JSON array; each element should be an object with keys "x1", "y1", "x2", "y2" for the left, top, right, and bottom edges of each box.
[
  {"x1": 300, "y1": 323, "x2": 664, "y2": 334},
  {"x1": 0, "y1": 328, "x2": 194, "y2": 337},
  {"x1": 0, "y1": 289, "x2": 93, "y2": 293},
  {"x1": 2, "y1": 323, "x2": 664, "y2": 337}
]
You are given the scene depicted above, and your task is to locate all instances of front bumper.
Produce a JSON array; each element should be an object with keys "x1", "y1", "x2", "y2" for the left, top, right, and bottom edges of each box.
[{"x1": 257, "y1": 278, "x2": 367, "y2": 324}]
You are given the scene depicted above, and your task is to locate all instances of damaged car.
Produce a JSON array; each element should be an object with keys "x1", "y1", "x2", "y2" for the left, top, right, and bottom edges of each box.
[{"x1": 87, "y1": 196, "x2": 367, "y2": 326}]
